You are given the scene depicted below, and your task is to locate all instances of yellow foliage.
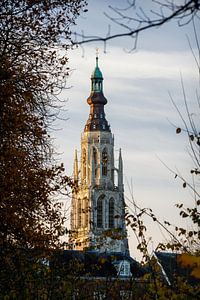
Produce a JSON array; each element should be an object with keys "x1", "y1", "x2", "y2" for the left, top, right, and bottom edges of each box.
[
  {"x1": 191, "y1": 267, "x2": 200, "y2": 279},
  {"x1": 99, "y1": 257, "x2": 106, "y2": 264},
  {"x1": 178, "y1": 253, "x2": 200, "y2": 279}
]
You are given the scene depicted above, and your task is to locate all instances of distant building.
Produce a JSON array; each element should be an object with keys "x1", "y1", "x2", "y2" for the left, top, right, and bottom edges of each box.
[{"x1": 68, "y1": 55, "x2": 130, "y2": 276}]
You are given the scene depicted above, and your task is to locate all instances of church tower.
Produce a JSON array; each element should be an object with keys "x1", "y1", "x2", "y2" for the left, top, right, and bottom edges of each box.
[{"x1": 69, "y1": 55, "x2": 129, "y2": 255}]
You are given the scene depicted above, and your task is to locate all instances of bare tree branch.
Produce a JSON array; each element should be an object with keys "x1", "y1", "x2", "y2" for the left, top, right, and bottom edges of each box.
[{"x1": 72, "y1": 0, "x2": 200, "y2": 46}]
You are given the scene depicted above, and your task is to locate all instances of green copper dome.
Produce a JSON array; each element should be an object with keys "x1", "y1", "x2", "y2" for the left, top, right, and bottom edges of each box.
[
  {"x1": 90, "y1": 56, "x2": 104, "y2": 93},
  {"x1": 91, "y1": 57, "x2": 103, "y2": 79}
]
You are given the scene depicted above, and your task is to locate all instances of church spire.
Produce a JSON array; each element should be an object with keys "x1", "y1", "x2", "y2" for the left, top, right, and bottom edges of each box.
[
  {"x1": 69, "y1": 56, "x2": 129, "y2": 256},
  {"x1": 96, "y1": 49, "x2": 98, "y2": 67},
  {"x1": 118, "y1": 148, "x2": 123, "y2": 191},
  {"x1": 91, "y1": 49, "x2": 103, "y2": 92},
  {"x1": 73, "y1": 149, "x2": 78, "y2": 181},
  {"x1": 84, "y1": 54, "x2": 110, "y2": 132}
]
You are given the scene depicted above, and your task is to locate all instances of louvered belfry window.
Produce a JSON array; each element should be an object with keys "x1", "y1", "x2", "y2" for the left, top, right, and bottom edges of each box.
[
  {"x1": 97, "y1": 196, "x2": 103, "y2": 228},
  {"x1": 109, "y1": 198, "x2": 115, "y2": 228},
  {"x1": 102, "y1": 148, "x2": 108, "y2": 176}
]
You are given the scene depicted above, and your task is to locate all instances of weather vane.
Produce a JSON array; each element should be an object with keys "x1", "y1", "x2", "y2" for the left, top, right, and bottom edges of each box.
[{"x1": 96, "y1": 47, "x2": 99, "y2": 58}]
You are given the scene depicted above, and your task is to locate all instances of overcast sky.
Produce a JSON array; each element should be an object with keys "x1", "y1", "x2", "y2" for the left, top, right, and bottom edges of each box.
[{"x1": 54, "y1": 1, "x2": 199, "y2": 260}]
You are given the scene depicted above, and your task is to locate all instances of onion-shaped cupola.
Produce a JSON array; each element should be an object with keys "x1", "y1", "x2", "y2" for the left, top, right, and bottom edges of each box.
[
  {"x1": 84, "y1": 55, "x2": 110, "y2": 132},
  {"x1": 91, "y1": 56, "x2": 103, "y2": 92}
]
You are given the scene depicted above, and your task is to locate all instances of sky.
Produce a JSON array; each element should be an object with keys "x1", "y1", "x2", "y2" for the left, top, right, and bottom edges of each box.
[{"x1": 53, "y1": 1, "x2": 199, "y2": 260}]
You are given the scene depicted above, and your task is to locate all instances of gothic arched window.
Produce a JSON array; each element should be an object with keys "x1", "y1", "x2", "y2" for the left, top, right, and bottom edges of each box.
[
  {"x1": 97, "y1": 196, "x2": 103, "y2": 228},
  {"x1": 102, "y1": 148, "x2": 108, "y2": 176},
  {"x1": 77, "y1": 200, "x2": 81, "y2": 228},
  {"x1": 93, "y1": 147, "x2": 97, "y2": 176},
  {"x1": 82, "y1": 149, "x2": 86, "y2": 179},
  {"x1": 109, "y1": 198, "x2": 115, "y2": 228},
  {"x1": 93, "y1": 147, "x2": 97, "y2": 164}
]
